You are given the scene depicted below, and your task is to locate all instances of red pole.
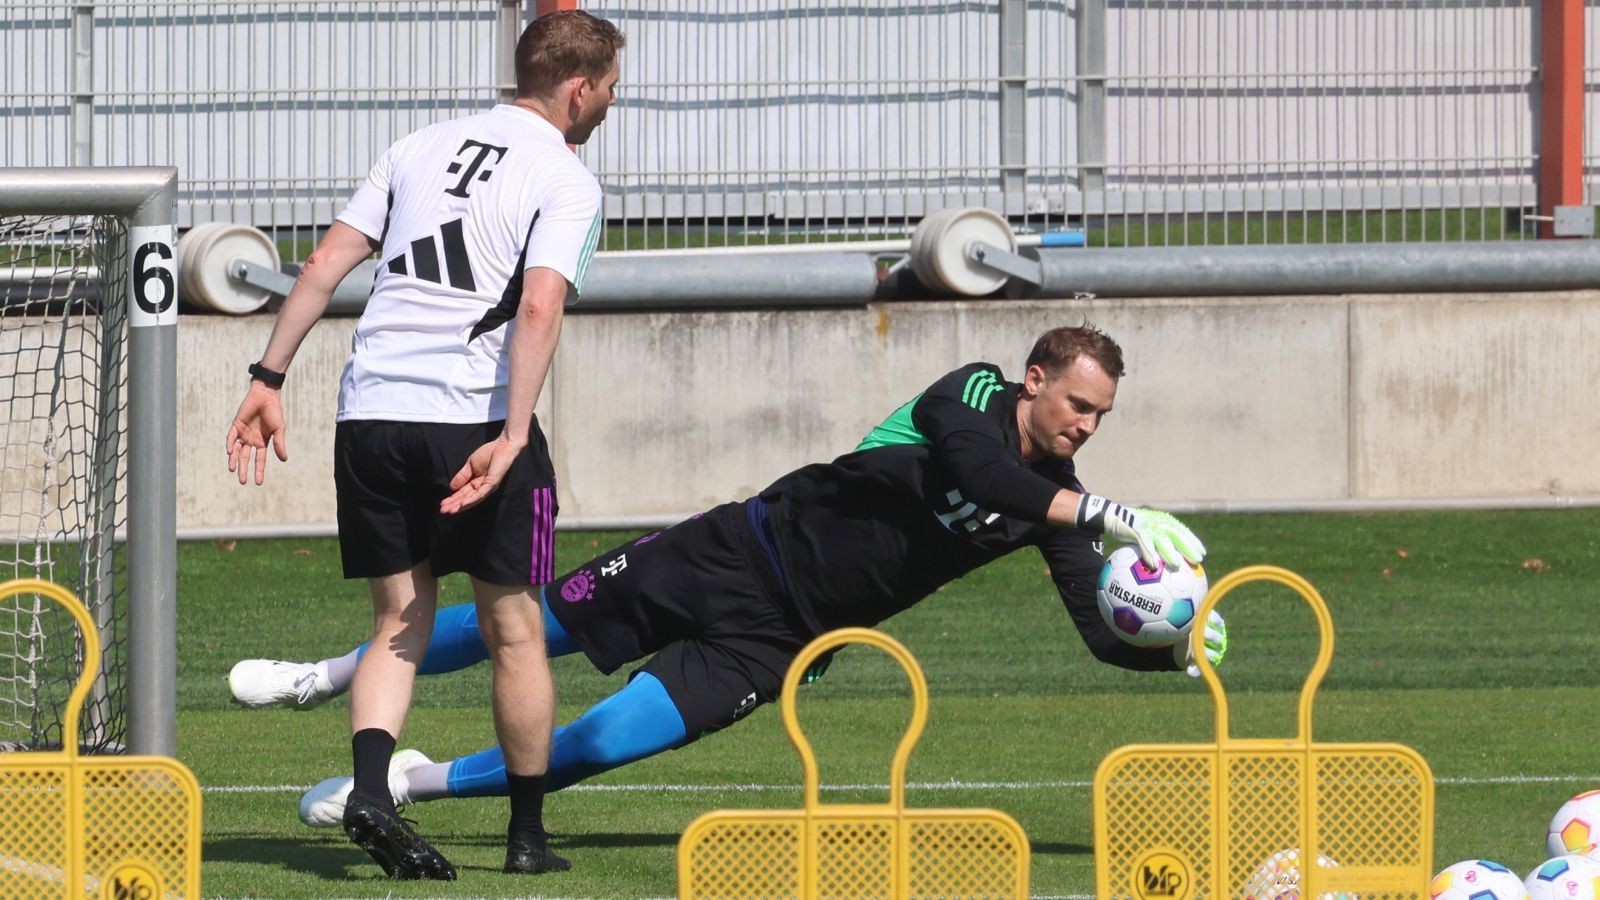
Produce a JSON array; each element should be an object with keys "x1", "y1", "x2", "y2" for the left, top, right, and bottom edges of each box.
[{"x1": 1538, "y1": 0, "x2": 1584, "y2": 239}]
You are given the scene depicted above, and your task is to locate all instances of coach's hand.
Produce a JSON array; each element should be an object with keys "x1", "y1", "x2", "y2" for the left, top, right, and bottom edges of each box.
[
  {"x1": 441, "y1": 436, "x2": 520, "y2": 515},
  {"x1": 225, "y1": 382, "x2": 288, "y2": 486},
  {"x1": 1175, "y1": 610, "x2": 1228, "y2": 677},
  {"x1": 1075, "y1": 494, "x2": 1206, "y2": 568}
]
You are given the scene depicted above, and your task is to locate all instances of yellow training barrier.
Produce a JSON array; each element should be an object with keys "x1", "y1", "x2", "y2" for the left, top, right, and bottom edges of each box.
[
  {"x1": 0, "y1": 578, "x2": 202, "y2": 899},
  {"x1": 1093, "y1": 565, "x2": 1434, "y2": 900},
  {"x1": 678, "y1": 626, "x2": 1030, "y2": 899}
]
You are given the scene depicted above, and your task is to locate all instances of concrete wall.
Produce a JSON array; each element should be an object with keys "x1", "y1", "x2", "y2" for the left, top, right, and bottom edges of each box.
[{"x1": 178, "y1": 290, "x2": 1600, "y2": 532}]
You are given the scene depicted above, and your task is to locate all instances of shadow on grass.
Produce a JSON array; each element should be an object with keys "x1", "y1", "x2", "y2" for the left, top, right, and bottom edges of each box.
[
  {"x1": 556, "y1": 831, "x2": 680, "y2": 850},
  {"x1": 1030, "y1": 841, "x2": 1093, "y2": 856},
  {"x1": 444, "y1": 831, "x2": 680, "y2": 850},
  {"x1": 204, "y1": 835, "x2": 365, "y2": 880}
]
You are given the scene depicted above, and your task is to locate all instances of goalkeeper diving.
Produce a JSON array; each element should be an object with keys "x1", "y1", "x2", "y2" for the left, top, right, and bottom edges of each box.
[{"x1": 228, "y1": 324, "x2": 1228, "y2": 823}]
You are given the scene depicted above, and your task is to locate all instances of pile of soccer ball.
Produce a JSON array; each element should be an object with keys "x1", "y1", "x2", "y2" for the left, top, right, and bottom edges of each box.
[
  {"x1": 1228, "y1": 792, "x2": 1600, "y2": 899},
  {"x1": 1431, "y1": 791, "x2": 1600, "y2": 899}
]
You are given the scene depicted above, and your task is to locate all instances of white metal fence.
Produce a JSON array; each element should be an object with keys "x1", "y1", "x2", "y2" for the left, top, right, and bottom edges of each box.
[
  {"x1": 586, "y1": 0, "x2": 1560, "y2": 247},
  {"x1": 3, "y1": 0, "x2": 517, "y2": 248},
  {"x1": 4, "y1": 1, "x2": 1594, "y2": 256}
]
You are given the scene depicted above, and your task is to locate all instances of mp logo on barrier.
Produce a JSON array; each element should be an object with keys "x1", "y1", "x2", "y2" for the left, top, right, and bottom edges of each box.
[
  {"x1": 102, "y1": 860, "x2": 163, "y2": 900},
  {"x1": 1132, "y1": 849, "x2": 1194, "y2": 900}
]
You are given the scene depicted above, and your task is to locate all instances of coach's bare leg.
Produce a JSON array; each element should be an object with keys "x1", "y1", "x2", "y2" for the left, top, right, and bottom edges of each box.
[
  {"x1": 473, "y1": 579, "x2": 566, "y2": 873},
  {"x1": 340, "y1": 561, "x2": 455, "y2": 879},
  {"x1": 473, "y1": 581, "x2": 553, "y2": 770},
  {"x1": 351, "y1": 561, "x2": 438, "y2": 740}
]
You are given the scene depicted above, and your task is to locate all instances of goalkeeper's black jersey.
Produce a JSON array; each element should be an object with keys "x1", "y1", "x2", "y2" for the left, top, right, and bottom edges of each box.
[{"x1": 758, "y1": 362, "x2": 1176, "y2": 672}]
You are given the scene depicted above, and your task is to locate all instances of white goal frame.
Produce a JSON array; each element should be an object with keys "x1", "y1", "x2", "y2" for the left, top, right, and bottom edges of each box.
[{"x1": 0, "y1": 167, "x2": 178, "y2": 756}]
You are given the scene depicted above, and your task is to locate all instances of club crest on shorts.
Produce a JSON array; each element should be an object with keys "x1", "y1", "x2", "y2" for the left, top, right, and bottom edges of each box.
[{"x1": 560, "y1": 569, "x2": 596, "y2": 603}]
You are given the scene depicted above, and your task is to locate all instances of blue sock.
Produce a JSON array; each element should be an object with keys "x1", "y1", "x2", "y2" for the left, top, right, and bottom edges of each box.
[
  {"x1": 352, "y1": 587, "x2": 578, "y2": 673},
  {"x1": 446, "y1": 671, "x2": 688, "y2": 797}
]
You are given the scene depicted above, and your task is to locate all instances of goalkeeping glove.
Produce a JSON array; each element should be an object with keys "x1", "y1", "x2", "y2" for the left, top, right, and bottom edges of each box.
[
  {"x1": 1074, "y1": 494, "x2": 1207, "y2": 568},
  {"x1": 1174, "y1": 610, "x2": 1228, "y2": 678},
  {"x1": 801, "y1": 650, "x2": 834, "y2": 685}
]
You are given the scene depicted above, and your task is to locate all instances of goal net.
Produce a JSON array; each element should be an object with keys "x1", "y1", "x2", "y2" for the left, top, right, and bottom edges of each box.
[
  {"x1": 0, "y1": 214, "x2": 130, "y2": 753},
  {"x1": 0, "y1": 168, "x2": 178, "y2": 756}
]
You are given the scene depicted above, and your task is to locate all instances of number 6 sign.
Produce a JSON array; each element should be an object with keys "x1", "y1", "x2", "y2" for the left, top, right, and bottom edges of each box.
[{"x1": 129, "y1": 224, "x2": 177, "y2": 327}]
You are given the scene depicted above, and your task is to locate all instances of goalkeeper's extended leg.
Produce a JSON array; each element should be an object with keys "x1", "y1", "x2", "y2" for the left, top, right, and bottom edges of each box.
[
  {"x1": 230, "y1": 591, "x2": 579, "y2": 709},
  {"x1": 299, "y1": 671, "x2": 688, "y2": 826},
  {"x1": 433, "y1": 671, "x2": 687, "y2": 798}
]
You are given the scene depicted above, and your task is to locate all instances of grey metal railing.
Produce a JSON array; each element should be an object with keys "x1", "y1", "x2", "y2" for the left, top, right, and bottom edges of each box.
[{"x1": 4, "y1": 1, "x2": 1593, "y2": 258}]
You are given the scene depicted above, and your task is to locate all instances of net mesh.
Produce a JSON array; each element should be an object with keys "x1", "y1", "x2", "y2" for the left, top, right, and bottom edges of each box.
[
  {"x1": 681, "y1": 812, "x2": 1029, "y2": 899},
  {"x1": 0, "y1": 214, "x2": 129, "y2": 754},
  {"x1": 0, "y1": 758, "x2": 201, "y2": 897},
  {"x1": 1097, "y1": 747, "x2": 1430, "y2": 898}
]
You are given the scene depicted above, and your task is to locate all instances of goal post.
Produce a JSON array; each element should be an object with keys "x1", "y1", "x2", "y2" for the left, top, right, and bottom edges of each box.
[{"x1": 0, "y1": 167, "x2": 178, "y2": 757}]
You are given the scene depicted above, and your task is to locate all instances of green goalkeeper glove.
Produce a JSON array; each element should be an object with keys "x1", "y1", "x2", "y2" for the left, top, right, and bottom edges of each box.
[
  {"x1": 1174, "y1": 610, "x2": 1228, "y2": 678},
  {"x1": 801, "y1": 651, "x2": 834, "y2": 685},
  {"x1": 1074, "y1": 494, "x2": 1207, "y2": 568}
]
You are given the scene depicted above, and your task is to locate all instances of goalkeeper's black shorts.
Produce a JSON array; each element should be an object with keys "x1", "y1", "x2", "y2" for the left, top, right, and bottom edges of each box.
[{"x1": 545, "y1": 500, "x2": 812, "y2": 737}]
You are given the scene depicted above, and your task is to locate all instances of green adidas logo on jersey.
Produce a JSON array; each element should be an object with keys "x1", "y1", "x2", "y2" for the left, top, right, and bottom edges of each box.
[{"x1": 962, "y1": 370, "x2": 1003, "y2": 412}]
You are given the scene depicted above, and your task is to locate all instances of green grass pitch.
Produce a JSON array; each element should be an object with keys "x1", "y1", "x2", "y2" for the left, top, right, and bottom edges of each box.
[{"x1": 182, "y1": 509, "x2": 1600, "y2": 897}]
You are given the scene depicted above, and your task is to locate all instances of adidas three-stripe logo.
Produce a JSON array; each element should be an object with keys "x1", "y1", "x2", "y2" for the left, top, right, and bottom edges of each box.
[
  {"x1": 961, "y1": 370, "x2": 1004, "y2": 412},
  {"x1": 385, "y1": 218, "x2": 476, "y2": 292}
]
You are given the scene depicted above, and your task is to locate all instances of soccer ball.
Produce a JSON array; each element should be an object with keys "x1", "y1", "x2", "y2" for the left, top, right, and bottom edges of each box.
[
  {"x1": 1240, "y1": 847, "x2": 1355, "y2": 899},
  {"x1": 1432, "y1": 859, "x2": 1529, "y2": 899},
  {"x1": 1548, "y1": 791, "x2": 1600, "y2": 858},
  {"x1": 1096, "y1": 544, "x2": 1208, "y2": 648},
  {"x1": 1526, "y1": 855, "x2": 1600, "y2": 900}
]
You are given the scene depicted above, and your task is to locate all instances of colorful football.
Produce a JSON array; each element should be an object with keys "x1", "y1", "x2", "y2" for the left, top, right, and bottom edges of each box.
[
  {"x1": 1548, "y1": 791, "x2": 1600, "y2": 859},
  {"x1": 1096, "y1": 544, "x2": 1208, "y2": 648},
  {"x1": 1526, "y1": 855, "x2": 1600, "y2": 900},
  {"x1": 1432, "y1": 859, "x2": 1529, "y2": 899}
]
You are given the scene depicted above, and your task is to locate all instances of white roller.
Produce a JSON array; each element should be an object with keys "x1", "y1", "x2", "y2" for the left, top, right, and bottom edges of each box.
[
  {"x1": 908, "y1": 206, "x2": 1017, "y2": 296},
  {"x1": 177, "y1": 222, "x2": 281, "y2": 314}
]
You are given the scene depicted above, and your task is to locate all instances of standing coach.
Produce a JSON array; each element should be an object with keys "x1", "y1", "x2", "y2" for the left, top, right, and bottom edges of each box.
[{"x1": 225, "y1": 9, "x2": 624, "y2": 880}]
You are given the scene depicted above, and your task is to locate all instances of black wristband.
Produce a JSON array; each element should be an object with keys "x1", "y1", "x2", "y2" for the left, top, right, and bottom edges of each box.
[{"x1": 247, "y1": 362, "x2": 286, "y2": 388}]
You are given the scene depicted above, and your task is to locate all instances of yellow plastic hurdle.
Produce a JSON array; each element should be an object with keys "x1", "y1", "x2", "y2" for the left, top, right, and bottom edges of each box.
[
  {"x1": 1093, "y1": 566, "x2": 1434, "y2": 900},
  {"x1": 678, "y1": 627, "x2": 1030, "y2": 899},
  {"x1": 0, "y1": 579, "x2": 201, "y2": 899}
]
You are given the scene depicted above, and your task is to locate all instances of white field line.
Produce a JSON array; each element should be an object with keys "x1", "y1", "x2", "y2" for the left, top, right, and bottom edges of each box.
[{"x1": 203, "y1": 773, "x2": 1600, "y2": 795}]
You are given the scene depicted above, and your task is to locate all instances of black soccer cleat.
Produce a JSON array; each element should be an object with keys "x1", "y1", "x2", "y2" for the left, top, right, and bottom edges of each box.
[
  {"x1": 342, "y1": 796, "x2": 457, "y2": 880},
  {"x1": 503, "y1": 834, "x2": 571, "y2": 875}
]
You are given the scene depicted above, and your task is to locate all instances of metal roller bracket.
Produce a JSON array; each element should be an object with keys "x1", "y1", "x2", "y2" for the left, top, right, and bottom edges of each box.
[
  {"x1": 231, "y1": 259, "x2": 296, "y2": 296},
  {"x1": 967, "y1": 240, "x2": 1043, "y2": 286},
  {"x1": 1554, "y1": 205, "x2": 1595, "y2": 236}
]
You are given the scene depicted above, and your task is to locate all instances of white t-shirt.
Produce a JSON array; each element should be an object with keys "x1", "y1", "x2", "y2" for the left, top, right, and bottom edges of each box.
[{"x1": 334, "y1": 104, "x2": 602, "y2": 423}]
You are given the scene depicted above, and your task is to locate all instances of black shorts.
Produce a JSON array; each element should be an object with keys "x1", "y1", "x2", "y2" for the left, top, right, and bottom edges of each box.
[
  {"x1": 545, "y1": 501, "x2": 810, "y2": 738},
  {"x1": 333, "y1": 418, "x2": 558, "y2": 585}
]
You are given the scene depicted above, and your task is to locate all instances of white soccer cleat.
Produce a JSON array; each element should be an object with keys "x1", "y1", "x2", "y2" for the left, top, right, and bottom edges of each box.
[
  {"x1": 298, "y1": 748, "x2": 434, "y2": 828},
  {"x1": 227, "y1": 659, "x2": 333, "y2": 710}
]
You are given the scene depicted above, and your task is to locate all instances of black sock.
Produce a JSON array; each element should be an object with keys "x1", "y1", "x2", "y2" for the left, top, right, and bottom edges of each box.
[
  {"x1": 507, "y1": 772, "x2": 548, "y2": 843},
  {"x1": 351, "y1": 728, "x2": 397, "y2": 810}
]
